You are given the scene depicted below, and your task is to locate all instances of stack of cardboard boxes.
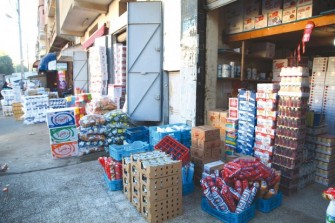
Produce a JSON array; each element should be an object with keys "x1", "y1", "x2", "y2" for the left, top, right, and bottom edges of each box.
[
  {"x1": 237, "y1": 89, "x2": 256, "y2": 156},
  {"x1": 254, "y1": 84, "x2": 279, "y2": 167},
  {"x1": 191, "y1": 125, "x2": 221, "y2": 185},
  {"x1": 315, "y1": 135, "x2": 335, "y2": 186},
  {"x1": 12, "y1": 102, "x2": 24, "y2": 121},
  {"x1": 225, "y1": 98, "x2": 239, "y2": 156},
  {"x1": 89, "y1": 46, "x2": 108, "y2": 97},
  {"x1": 124, "y1": 151, "x2": 182, "y2": 223},
  {"x1": 46, "y1": 108, "x2": 79, "y2": 159},
  {"x1": 207, "y1": 109, "x2": 228, "y2": 156}
]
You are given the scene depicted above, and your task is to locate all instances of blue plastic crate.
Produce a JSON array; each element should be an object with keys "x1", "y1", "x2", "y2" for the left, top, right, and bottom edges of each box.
[
  {"x1": 256, "y1": 192, "x2": 282, "y2": 213},
  {"x1": 201, "y1": 197, "x2": 255, "y2": 223},
  {"x1": 109, "y1": 141, "x2": 150, "y2": 161},
  {"x1": 125, "y1": 126, "x2": 149, "y2": 143},
  {"x1": 103, "y1": 173, "x2": 123, "y2": 191},
  {"x1": 182, "y1": 182, "x2": 194, "y2": 196}
]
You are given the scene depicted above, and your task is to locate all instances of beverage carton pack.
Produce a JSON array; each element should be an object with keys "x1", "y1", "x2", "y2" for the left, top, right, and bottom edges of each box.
[
  {"x1": 229, "y1": 109, "x2": 238, "y2": 119},
  {"x1": 238, "y1": 121, "x2": 256, "y2": 133},
  {"x1": 238, "y1": 89, "x2": 256, "y2": 102},
  {"x1": 46, "y1": 108, "x2": 76, "y2": 128},
  {"x1": 239, "y1": 100, "x2": 257, "y2": 113},
  {"x1": 225, "y1": 118, "x2": 238, "y2": 131},
  {"x1": 255, "y1": 133, "x2": 275, "y2": 145},
  {"x1": 254, "y1": 142, "x2": 274, "y2": 153},
  {"x1": 255, "y1": 126, "x2": 276, "y2": 138},
  {"x1": 50, "y1": 141, "x2": 79, "y2": 159},
  {"x1": 229, "y1": 98, "x2": 238, "y2": 110},
  {"x1": 49, "y1": 126, "x2": 78, "y2": 144},
  {"x1": 238, "y1": 111, "x2": 256, "y2": 124}
]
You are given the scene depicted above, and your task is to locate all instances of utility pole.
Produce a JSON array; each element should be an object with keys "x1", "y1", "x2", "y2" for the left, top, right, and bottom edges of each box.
[{"x1": 18, "y1": 0, "x2": 24, "y2": 81}]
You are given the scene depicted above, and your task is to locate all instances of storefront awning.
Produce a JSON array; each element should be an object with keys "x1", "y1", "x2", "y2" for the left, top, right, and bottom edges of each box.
[
  {"x1": 38, "y1": 53, "x2": 57, "y2": 71},
  {"x1": 82, "y1": 24, "x2": 107, "y2": 49}
]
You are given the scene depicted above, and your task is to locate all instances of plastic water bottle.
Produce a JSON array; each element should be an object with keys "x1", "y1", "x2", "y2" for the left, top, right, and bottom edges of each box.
[{"x1": 327, "y1": 200, "x2": 335, "y2": 223}]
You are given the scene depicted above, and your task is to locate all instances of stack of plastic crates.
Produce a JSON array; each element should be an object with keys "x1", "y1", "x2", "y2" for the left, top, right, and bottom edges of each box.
[
  {"x1": 149, "y1": 123, "x2": 191, "y2": 149},
  {"x1": 125, "y1": 126, "x2": 149, "y2": 143}
]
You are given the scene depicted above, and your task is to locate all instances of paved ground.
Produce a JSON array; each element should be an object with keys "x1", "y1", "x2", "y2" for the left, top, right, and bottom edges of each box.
[{"x1": 0, "y1": 115, "x2": 330, "y2": 223}]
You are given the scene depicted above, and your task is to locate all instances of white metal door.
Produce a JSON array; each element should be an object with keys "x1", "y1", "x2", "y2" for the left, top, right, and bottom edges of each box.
[
  {"x1": 73, "y1": 51, "x2": 88, "y2": 93},
  {"x1": 127, "y1": 2, "x2": 162, "y2": 121}
]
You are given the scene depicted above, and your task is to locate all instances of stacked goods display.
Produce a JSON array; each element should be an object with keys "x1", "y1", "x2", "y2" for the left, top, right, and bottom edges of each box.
[
  {"x1": 98, "y1": 156, "x2": 123, "y2": 191},
  {"x1": 89, "y1": 46, "x2": 108, "y2": 97},
  {"x1": 272, "y1": 66, "x2": 310, "y2": 195},
  {"x1": 323, "y1": 57, "x2": 335, "y2": 135},
  {"x1": 23, "y1": 95, "x2": 49, "y2": 124},
  {"x1": 86, "y1": 96, "x2": 117, "y2": 115},
  {"x1": 237, "y1": 90, "x2": 256, "y2": 155},
  {"x1": 200, "y1": 158, "x2": 281, "y2": 222},
  {"x1": 108, "y1": 84, "x2": 126, "y2": 109},
  {"x1": 46, "y1": 108, "x2": 79, "y2": 158},
  {"x1": 191, "y1": 125, "x2": 221, "y2": 185},
  {"x1": 124, "y1": 151, "x2": 182, "y2": 223},
  {"x1": 314, "y1": 135, "x2": 335, "y2": 186},
  {"x1": 155, "y1": 136, "x2": 193, "y2": 195},
  {"x1": 113, "y1": 43, "x2": 126, "y2": 85},
  {"x1": 272, "y1": 59, "x2": 288, "y2": 83},
  {"x1": 65, "y1": 93, "x2": 92, "y2": 108},
  {"x1": 207, "y1": 109, "x2": 229, "y2": 152},
  {"x1": 49, "y1": 98, "x2": 67, "y2": 109},
  {"x1": 1, "y1": 89, "x2": 14, "y2": 116},
  {"x1": 78, "y1": 114, "x2": 106, "y2": 155},
  {"x1": 225, "y1": 98, "x2": 239, "y2": 155},
  {"x1": 104, "y1": 110, "x2": 130, "y2": 149},
  {"x1": 12, "y1": 102, "x2": 24, "y2": 121},
  {"x1": 149, "y1": 123, "x2": 191, "y2": 148},
  {"x1": 254, "y1": 84, "x2": 279, "y2": 167}
]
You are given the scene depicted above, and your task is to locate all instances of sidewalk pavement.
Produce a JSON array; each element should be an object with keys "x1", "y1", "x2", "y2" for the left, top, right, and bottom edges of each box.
[{"x1": 0, "y1": 115, "x2": 329, "y2": 223}]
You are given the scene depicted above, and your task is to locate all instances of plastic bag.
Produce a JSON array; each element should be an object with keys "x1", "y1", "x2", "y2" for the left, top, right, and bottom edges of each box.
[
  {"x1": 85, "y1": 96, "x2": 117, "y2": 115},
  {"x1": 79, "y1": 133, "x2": 106, "y2": 142},
  {"x1": 78, "y1": 146, "x2": 105, "y2": 156},
  {"x1": 79, "y1": 114, "x2": 106, "y2": 128},
  {"x1": 78, "y1": 125, "x2": 108, "y2": 135},
  {"x1": 78, "y1": 140, "x2": 105, "y2": 147},
  {"x1": 104, "y1": 109, "x2": 130, "y2": 127}
]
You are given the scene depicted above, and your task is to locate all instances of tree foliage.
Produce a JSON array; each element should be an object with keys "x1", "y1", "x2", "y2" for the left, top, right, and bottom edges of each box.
[{"x1": 0, "y1": 55, "x2": 15, "y2": 75}]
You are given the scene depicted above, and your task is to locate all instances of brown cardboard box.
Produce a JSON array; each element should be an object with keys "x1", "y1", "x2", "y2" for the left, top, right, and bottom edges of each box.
[
  {"x1": 212, "y1": 147, "x2": 222, "y2": 158},
  {"x1": 191, "y1": 147, "x2": 212, "y2": 159},
  {"x1": 220, "y1": 128, "x2": 227, "y2": 141},
  {"x1": 122, "y1": 158, "x2": 131, "y2": 178},
  {"x1": 140, "y1": 174, "x2": 182, "y2": 192},
  {"x1": 132, "y1": 193, "x2": 141, "y2": 212},
  {"x1": 207, "y1": 109, "x2": 221, "y2": 127},
  {"x1": 192, "y1": 125, "x2": 220, "y2": 142},
  {"x1": 191, "y1": 156, "x2": 217, "y2": 167},
  {"x1": 142, "y1": 195, "x2": 183, "y2": 223},
  {"x1": 138, "y1": 160, "x2": 182, "y2": 179},
  {"x1": 191, "y1": 138, "x2": 199, "y2": 147},
  {"x1": 123, "y1": 182, "x2": 132, "y2": 202},
  {"x1": 141, "y1": 185, "x2": 181, "y2": 203},
  {"x1": 198, "y1": 139, "x2": 221, "y2": 150}
]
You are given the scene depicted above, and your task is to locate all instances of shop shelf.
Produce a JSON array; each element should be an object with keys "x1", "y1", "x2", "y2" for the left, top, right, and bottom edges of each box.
[
  {"x1": 256, "y1": 192, "x2": 282, "y2": 213},
  {"x1": 182, "y1": 182, "x2": 195, "y2": 196},
  {"x1": 109, "y1": 141, "x2": 150, "y2": 161},
  {"x1": 201, "y1": 197, "x2": 255, "y2": 223},
  {"x1": 103, "y1": 173, "x2": 123, "y2": 191},
  {"x1": 154, "y1": 136, "x2": 190, "y2": 165},
  {"x1": 125, "y1": 126, "x2": 149, "y2": 143}
]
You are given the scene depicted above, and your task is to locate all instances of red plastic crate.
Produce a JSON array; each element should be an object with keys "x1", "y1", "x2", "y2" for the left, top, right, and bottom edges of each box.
[{"x1": 154, "y1": 136, "x2": 190, "y2": 165}]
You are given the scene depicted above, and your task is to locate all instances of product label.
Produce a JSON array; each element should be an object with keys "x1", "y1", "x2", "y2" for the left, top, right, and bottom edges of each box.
[
  {"x1": 49, "y1": 126, "x2": 78, "y2": 143},
  {"x1": 51, "y1": 142, "x2": 79, "y2": 158},
  {"x1": 47, "y1": 110, "x2": 75, "y2": 128},
  {"x1": 326, "y1": 214, "x2": 335, "y2": 223}
]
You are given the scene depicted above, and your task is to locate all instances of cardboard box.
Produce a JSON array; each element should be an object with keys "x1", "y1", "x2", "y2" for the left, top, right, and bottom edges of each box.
[
  {"x1": 191, "y1": 125, "x2": 220, "y2": 142},
  {"x1": 203, "y1": 160, "x2": 225, "y2": 174},
  {"x1": 243, "y1": 17, "x2": 255, "y2": 31},
  {"x1": 123, "y1": 182, "x2": 132, "y2": 202},
  {"x1": 141, "y1": 185, "x2": 181, "y2": 204},
  {"x1": 226, "y1": 16, "x2": 243, "y2": 34},
  {"x1": 138, "y1": 161, "x2": 182, "y2": 179},
  {"x1": 142, "y1": 196, "x2": 182, "y2": 223},
  {"x1": 297, "y1": 4, "x2": 312, "y2": 20},
  {"x1": 191, "y1": 156, "x2": 217, "y2": 169},
  {"x1": 297, "y1": 0, "x2": 312, "y2": 7},
  {"x1": 50, "y1": 141, "x2": 79, "y2": 159},
  {"x1": 207, "y1": 109, "x2": 222, "y2": 127},
  {"x1": 243, "y1": 0, "x2": 260, "y2": 17},
  {"x1": 225, "y1": 118, "x2": 238, "y2": 130},
  {"x1": 131, "y1": 193, "x2": 141, "y2": 212},
  {"x1": 197, "y1": 139, "x2": 221, "y2": 150},
  {"x1": 256, "y1": 92, "x2": 278, "y2": 100},
  {"x1": 229, "y1": 109, "x2": 238, "y2": 119},
  {"x1": 219, "y1": 110, "x2": 229, "y2": 128},
  {"x1": 262, "y1": 0, "x2": 281, "y2": 13},
  {"x1": 283, "y1": 0, "x2": 297, "y2": 9},
  {"x1": 229, "y1": 98, "x2": 239, "y2": 110},
  {"x1": 255, "y1": 14, "x2": 268, "y2": 29},
  {"x1": 268, "y1": 10, "x2": 282, "y2": 27},
  {"x1": 46, "y1": 108, "x2": 76, "y2": 128},
  {"x1": 191, "y1": 147, "x2": 212, "y2": 159},
  {"x1": 255, "y1": 126, "x2": 276, "y2": 138},
  {"x1": 49, "y1": 126, "x2": 78, "y2": 144},
  {"x1": 211, "y1": 147, "x2": 222, "y2": 158},
  {"x1": 140, "y1": 174, "x2": 182, "y2": 192},
  {"x1": 282, "y1": 7, "x2": 297, "y2": 23},
  {"x1": 249, "y1": 42, "x2": 276, "y2": 59},
  {"x1": 328, "y1": 57, "x2": 335, "y2": 72}
]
